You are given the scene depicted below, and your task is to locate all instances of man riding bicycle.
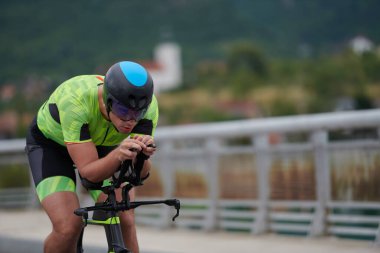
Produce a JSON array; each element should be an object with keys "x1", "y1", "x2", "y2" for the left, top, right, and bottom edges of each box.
[{"x1": 25, "y1": 61, "x2": 158, "y2": 253}]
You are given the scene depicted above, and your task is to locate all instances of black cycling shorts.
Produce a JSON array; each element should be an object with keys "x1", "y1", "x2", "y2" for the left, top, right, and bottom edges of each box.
[{"x1": 25, "y1": 118, "x2": 114, "y2": 201}]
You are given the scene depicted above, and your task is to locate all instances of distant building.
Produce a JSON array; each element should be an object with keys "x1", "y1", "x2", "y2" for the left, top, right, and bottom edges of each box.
[
  {"x1": 349, "y1": 35, "x2": 374, "y2": 54},
  {"x1": 140, "y1": 42, "x2": 182, "y2": 93},
  {"x1": 94, "y1": 42, "x2": 182, "y2": 93}
]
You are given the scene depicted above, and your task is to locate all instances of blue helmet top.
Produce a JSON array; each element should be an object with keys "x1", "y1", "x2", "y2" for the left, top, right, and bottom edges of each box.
[{"x1": 103, "y1": 61, "x2": 154, "y2": 112}]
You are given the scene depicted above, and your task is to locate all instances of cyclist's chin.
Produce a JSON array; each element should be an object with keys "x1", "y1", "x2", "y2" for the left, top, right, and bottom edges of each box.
[{"x1": 117, "y1": 125, "x2": 132, "y2": 133}]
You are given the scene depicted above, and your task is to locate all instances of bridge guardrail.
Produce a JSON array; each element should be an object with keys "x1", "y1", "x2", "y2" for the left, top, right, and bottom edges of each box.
[{"x1": 1, "y1": 109, "x2": 380, "y2": 244}]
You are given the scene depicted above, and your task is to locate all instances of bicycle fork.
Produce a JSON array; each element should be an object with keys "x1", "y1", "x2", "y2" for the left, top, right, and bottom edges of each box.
[
  {"x1": 76, "y1": 208, "x2": 130, "y2": 253},
  {"x1": 95, "y1": 209, "x2": 128, "y2": 253}
]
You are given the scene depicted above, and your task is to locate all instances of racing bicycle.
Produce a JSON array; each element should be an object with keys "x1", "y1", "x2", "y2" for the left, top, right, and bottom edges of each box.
[{"x1": 74, "y1": 146, "x2": 181, "y2": 253}]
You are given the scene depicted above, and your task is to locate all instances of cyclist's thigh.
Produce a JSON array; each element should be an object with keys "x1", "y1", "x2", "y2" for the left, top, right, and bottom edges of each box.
[
  {"x1": 26, "y1": 124, "x2": 77, "y2": 202},
  {"x1": 27, "y1": 145, "x2": 77, "y2": 201},
  {"x1": 28, "y1": 145, "x2": 82, "y2": 231}
]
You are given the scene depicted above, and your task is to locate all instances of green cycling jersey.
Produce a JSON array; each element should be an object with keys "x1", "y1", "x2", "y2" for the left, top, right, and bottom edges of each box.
[{"x1": 37, "y1": 75, "x2": 159, "y2": 146}]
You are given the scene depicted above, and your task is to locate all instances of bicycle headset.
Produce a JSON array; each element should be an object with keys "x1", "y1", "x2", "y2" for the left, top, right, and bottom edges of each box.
[{"x1": 103, "y1": 61, "x2": 154, "y2": 121}]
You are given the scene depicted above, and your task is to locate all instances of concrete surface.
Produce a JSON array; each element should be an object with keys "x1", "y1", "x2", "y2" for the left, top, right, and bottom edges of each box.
[{"x1": 0, "y1": 210, "x2": 379, "y2": 253}]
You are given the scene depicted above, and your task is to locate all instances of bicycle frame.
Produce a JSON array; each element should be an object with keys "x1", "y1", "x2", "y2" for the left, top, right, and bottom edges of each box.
[
  {"x1": 75, "y1": 158, "x2": 180, "y2": 253},
  {"x1": 75, "y1": 187, "x2": 126, "y2": 253}
]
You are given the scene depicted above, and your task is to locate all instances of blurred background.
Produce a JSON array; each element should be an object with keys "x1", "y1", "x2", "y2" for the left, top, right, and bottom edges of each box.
[
  {"x1": 1, "y1": 0, "x2": 380, "y2": 136},
  {"x1": 1, "y1": 0, "x2": 380, "y2": 250}
]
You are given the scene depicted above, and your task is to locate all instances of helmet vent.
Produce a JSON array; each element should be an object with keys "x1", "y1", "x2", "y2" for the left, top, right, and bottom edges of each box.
[
  {"x1": 128, "y1": 95, "x2": 136, "y2": 108},
  {"x1": 138, "y1": 97, "x2": 147, "y2": 109}
]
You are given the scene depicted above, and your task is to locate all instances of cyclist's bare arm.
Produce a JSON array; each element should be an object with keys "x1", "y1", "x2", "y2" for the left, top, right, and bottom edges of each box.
[{"x1": 66, "y1": 138, "x2": 148, "y2": 183}]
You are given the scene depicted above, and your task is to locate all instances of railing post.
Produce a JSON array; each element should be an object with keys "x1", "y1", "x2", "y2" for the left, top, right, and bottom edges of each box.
[
  {"x1": 158, "y1": 140, "x2": 175, "y2": 228},
  {"x1": 310, "y1": 130, "x2": 330, "y2": 236},
  {"x1": 204, "y1": 138, "x2": 221, "y2": 231},
  {"x1": 252, "y1": 134, "x2": 270, "y2": 234},
  {"x1": 375, "y1": 128, "x2": 380, "y2": 246}
]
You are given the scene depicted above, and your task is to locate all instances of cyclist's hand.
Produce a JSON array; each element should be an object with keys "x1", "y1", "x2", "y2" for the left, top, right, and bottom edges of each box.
[
  {"x1": 117, "y1": 138, "x2": 146, "y2": 161},
  {"x1": 132, "y1": 135, "x2": 156, "y2": 157}
]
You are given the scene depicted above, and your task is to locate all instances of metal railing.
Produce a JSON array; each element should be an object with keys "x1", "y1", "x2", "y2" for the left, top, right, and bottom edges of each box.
[{"x1": 1, "y1": 109, "x2": 380, "y2": 244}]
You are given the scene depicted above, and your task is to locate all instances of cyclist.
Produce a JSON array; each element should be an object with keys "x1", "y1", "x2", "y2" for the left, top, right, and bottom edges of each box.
[{"x1": 25, "y1": 61, "x2": 158, "y2": 253}]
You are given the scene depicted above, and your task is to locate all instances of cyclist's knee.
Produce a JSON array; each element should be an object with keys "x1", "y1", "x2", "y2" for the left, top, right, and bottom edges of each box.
[{"x1": 52, "y1": 216, "x2": 82, "y2": 240}]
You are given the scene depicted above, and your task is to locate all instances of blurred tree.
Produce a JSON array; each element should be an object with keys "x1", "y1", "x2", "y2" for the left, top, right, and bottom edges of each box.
[
  {"x1": 305, "y1": 50, "x2": 369, "y2": 112},
  {"x1": 227, "y1": 41, "x2": 268, "y2": 78},
  {"x1": 361, "y1": 52, "x2": 380, "y2": 82},
  {"x1": 195, "y1": 60, "x2": 227, "y2": 91},
  {"x1": 354, "y1": 92, "x2": 374, "y2": 110},
  {"x1": 269, "y1": 98, "x2": 298, "y2": 117},
  {"x1": 228, "y1": 69, "x2": 258, "y2": 98},
  {"x1": 226, "y1": 42, "x2": 269, "y2": 97}
]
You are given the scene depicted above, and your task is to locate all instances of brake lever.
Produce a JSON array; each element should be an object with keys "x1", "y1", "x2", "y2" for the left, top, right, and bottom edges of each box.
[
  {"x1": 164, "y1": 199, "x2": 180, "y2": 221},
  {"x1": 173, "y1": 201, "x2": 180, "y2": 221},
  {"x1": 172, "y1": 208, "x2": 180, "y2": 221}
]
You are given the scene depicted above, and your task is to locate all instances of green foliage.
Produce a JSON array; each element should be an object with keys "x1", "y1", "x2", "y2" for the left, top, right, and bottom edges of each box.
[
  {"x1": 228, "y1": 69, "x2": 259, "y2": 98},
  {"x1": 269, "y1": 99, "x2": 298, "y2": 117},
  {"x1": 223, "y1": 41, "x2": 269, "y2": 98},
  {"x1": 269, "y1": 59, "x2": 306, "y2": 85},
  {"x1": 0, "y1": 164, "x2": 30, "y2": 188},
  {"x1": 1, "y1": 0, "x2": 380, "y2": 82},
  {"x1": 192, "y1": 107, "x2": 239, "y2": 122},
  {"x1": 306, "y1": 95, "x2": 336, "y2": 114},
  {"x1": 227, "y1": 41, "x2": 268, "y2": 78},
  {"x1": 306, "y1": 51, "x2": 366, "y2": 99},
  {"x1": 354, "y1": 93, "x2": 374, "y2": 110},
  {"x1": 1, "y1": 0, "x2": 380, "y2": 127},
  {"x1": 195, "y1": 61, "x2": 228, "y2": 91},
  {"x1": 361, "y1": 52, "x2": 380, "y2": 82},
  {"x1": 160, "y1": 102, "x2": 237, "y2": 125}
]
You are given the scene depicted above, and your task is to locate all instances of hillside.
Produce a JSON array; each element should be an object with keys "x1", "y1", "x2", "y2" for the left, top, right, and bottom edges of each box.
[{"x1": 1, "y1": 0, "x2": 380, "y2": 82}]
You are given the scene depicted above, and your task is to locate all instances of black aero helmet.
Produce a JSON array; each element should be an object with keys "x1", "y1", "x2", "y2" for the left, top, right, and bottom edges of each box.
[{"x1": 103, "y1": 61, "x2": 154, "y2": 120}]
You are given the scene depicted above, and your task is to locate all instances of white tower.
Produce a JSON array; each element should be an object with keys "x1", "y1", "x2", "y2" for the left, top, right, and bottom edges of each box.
[{"x1": 150, "y1": 42, "x2": 182, "y2": 93}]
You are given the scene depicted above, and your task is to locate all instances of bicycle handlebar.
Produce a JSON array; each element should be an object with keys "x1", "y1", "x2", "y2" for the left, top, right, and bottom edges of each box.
[
  {"x1": 113, "y1": 143, "x2": 156, "y2": 188},
  {"x1": 74, "y1": 198, "x2": 180, "y2": 221},
  {"x1": 75, "y1": 143, "x2": 180, "y2": 223}
]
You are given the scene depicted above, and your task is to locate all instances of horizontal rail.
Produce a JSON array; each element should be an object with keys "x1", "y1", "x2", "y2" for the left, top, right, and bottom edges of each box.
[
  {"x1": 219, "y1": 199, "x2": 259, "y2": 208},
  {"x1": 220, "y1": 220, "x2": 253, "y2": 230},
  {"x1": 155, "y1": 109, "x2": 380, "y2": 140},
  {"x1": 270, "y1": 212, "x2": 314, "y2": 222},
  {"x1": 219, "y1": 210, "x2": 257, "y2": 219},
  {"x1": 327, "y1": 202, "x2": 380, "y2": 209},
  {"x1": 328, "y1": 227, "x2": 379, "y2": 236},
  {"x1": 269, "y1": 223, "x2": 310, "y2": 233},
  {"x1": 269, "y1": 201, "x2": 318, "y2": 209},
  {"x1": 327, "y1": 215, "x2": 380, "y2": 224}
]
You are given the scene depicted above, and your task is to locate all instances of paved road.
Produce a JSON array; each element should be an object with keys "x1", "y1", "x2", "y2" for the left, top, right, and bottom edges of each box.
[{"x1": 0, "y1": 210, "x2": 378, "y2": 253}]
